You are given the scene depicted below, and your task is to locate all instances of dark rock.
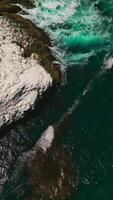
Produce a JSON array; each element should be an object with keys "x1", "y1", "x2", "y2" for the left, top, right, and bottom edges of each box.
[{"x1": 27, "y1": 126, "x2": 79, "y2": 200}]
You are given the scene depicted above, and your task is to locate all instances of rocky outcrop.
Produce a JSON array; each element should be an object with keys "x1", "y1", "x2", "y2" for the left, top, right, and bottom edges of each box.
[
  {"x1": 0, "y1": 2, "x2": 78, "y2": 199},
  {"x1": 27, "y1": 125, "x2": 79, "y2": 200},
  {"x1": 0, "y1": 17, "x2": 52, "y2": 128},
  {"x1": 0, "y1": 0, "x2": 62, "y2": 129},
  {"x1": 0, "y1": 124, "x2": 79, "y2": 198},
  {"x1": 0, "y1": 0, "x2": 62, "y2": 82}
]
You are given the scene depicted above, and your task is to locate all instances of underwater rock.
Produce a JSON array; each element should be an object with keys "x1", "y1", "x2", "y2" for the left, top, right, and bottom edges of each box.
[
  {"x1": 27, "y1": 126, "x2": 79, "y2": 200},
  {"x1": 1, "y1": 125, "x2": 79, "y2": 198},
  {"x1": 0, "y1": 17, "x2": 52, "y2": 129}
]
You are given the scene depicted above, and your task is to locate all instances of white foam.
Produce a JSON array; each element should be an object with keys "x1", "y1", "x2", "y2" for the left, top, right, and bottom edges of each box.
[
  {"x1": 34, "y1": 1, "x2": 78, "y2": 25},
  {"x1": 36, "y1": 126, "x2": 55, "y2": 153},
  {"x1": 42, "y1": 1, "x2": 63, "y2": 10},
  {"x1": 104, "y1": 57, "x2": 113, "y2": 69}
]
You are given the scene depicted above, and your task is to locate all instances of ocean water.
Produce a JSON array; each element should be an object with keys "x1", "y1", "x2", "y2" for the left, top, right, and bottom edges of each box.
[{"x1": 1, "y1": 0, "x2": 113, "y2": 200}]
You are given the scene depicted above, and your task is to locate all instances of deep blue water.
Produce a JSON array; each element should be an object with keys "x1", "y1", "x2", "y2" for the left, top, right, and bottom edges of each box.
[{"x1": 1, "y1": 0, "x2": 113, "y2": 199}]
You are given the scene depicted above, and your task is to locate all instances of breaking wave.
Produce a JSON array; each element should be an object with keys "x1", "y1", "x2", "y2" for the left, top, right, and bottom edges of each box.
[{"x1": 20, "y1": 0, "x2": 113, "y2": 65}]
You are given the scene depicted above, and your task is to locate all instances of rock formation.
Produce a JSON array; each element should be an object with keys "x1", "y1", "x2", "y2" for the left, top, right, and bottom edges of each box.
[
  {"x1": 0, "y1": 17, "x2": 52, "y2": 128},
  {"x1": 0, "y1": 0, "x2": 62, "y2": 129},
  {"x1": 0, "y1": 2, "x2": 79, "y2": 200},
  {"x1": 27, "y1": 125, "x2": 79, "y2": 200}
]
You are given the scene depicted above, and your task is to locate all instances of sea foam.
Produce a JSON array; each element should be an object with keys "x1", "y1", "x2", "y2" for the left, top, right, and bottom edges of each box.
[{"x1": 36, "y1": 126, "x2": 55, "y2": 153}]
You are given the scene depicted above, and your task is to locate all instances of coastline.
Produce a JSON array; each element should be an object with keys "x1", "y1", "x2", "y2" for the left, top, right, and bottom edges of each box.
[
  {"x1": 0, "y1": 1, "x2": 79, "y2": 200},
  {"x1": 0, "y1": 1, "x2": 62, "y2": 129},
  {"x1": 0, "y1": 0, "x2": 62, "y2": 82},
  {"x1": 0, "y1": 2, "x2": 113, "y2": 200}
]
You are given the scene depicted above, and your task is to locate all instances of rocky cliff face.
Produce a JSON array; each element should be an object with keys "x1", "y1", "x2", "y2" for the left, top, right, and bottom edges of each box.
[{"x1": 0, "y1": 17, "x2": 52, "y2": 129}]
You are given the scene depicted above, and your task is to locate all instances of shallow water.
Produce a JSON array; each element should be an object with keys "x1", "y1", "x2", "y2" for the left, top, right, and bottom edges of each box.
[{"x1": 1, "y1": 0, "x2": 113, "y2": 199}]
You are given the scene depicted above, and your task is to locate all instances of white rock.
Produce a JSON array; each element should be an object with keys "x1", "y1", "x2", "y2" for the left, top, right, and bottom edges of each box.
[{"x1": 0, "y1": 17, "x2": 52, "y2": 128}]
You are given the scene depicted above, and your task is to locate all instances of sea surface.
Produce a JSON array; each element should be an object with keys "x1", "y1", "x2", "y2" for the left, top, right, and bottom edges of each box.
[{"x1": 1, "y1": 0, "x2": 113, "y2": 199}]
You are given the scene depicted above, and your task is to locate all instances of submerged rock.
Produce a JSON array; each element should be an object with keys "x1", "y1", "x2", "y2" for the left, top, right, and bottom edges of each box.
[
  {"x1": 0, "y1": 17, "x2": 52, "y2": 129},
  {"x1": 27, "y1": 126, "x2": 79, "y2": 200},
  {"x1": 1, "y1": 126, "x2": 79, "y2": 199}
]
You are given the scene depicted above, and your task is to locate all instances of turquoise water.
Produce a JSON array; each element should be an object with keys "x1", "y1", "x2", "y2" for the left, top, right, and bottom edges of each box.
[
  {"x1": 25, "y1": 0, "x2": 113, "y2": 65},
  {"x1": 1, "y1": 0, "x2": 113, "y2": 199}
]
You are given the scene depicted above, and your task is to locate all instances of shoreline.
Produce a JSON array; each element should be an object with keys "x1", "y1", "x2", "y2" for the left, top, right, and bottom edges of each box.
[
  {"x1": 0, "y1": 2, "x2": 79, "y2": 200},
  {"x1": 0, "y1": 0, "x2": 62, "y2": 82},
  {"x1": 0, "y1": 1, "x2": 63, "y2": 130},
  {"x1": 0, "y1": 16, "x2": 53, "y2": 129}
]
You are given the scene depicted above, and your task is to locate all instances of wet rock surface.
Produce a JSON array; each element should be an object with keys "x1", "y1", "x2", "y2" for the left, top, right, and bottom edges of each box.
[
  {"x1": 0, "y1": 0, "x2": 35, "y2": 10},
  {"x1": 0, "y1": 0, "x2": 62, "y2": 82},
  {"x1": 27, "y1": 126, "x2": 79, "y2": 200},
  {"x1": 0, "y1": 124, "x2": 79, "y2": 200}
]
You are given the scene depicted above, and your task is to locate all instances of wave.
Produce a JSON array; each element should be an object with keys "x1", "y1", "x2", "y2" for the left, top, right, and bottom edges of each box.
[{"x1": 18, "y1": 0, "x2": 113, "y2": 66}]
